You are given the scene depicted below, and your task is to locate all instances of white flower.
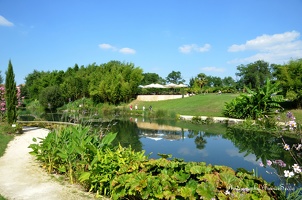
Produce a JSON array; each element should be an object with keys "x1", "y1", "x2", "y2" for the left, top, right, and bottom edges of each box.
[
  {"x1": 284, "y1": 144, "x2": 290, "y2": 151},
  {"x1": 225, "y1": 190, "x2": 230, "y2": 195},
  {"x1": 284, "y1": 170, "x2": 295, "y2": 178},
  {"x1": 295, "y1": 144, "x2": 302, "y2": 151},
  {"x1": 292, "y1": 164, "x2": 301, "y2": 173},
  {"x1": 286, "y1": 120, "x2": 297, "y2": 130}
]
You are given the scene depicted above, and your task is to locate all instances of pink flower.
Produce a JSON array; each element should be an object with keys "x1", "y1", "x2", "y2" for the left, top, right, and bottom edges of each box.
[
  {"x1": 274, "y1": 160, "x2": 286, "y2": 167},
  {"x1": 266, "y1": 160, "x2": 272, "y2": 166}
]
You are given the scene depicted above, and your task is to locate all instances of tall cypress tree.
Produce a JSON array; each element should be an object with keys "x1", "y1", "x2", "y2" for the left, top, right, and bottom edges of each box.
[{"x1": 5, "y1": 60, "x2": 17, "y2": 124}]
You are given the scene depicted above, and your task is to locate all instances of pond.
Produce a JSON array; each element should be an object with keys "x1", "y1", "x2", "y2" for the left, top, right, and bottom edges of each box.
[{"x1": 93, "y1": 117, "x2": 301, "y2": 188}]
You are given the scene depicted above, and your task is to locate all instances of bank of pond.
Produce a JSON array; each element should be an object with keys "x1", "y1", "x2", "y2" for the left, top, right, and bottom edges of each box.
[{"x1": 25, "y1": 117, "x2": 301, "y2": 199}]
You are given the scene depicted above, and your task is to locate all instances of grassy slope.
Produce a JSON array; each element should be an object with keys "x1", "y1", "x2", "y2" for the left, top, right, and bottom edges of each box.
[
  {"x1": 131, "y1": 93, "x2": 239, "y2": 117},
  {"x1": 131, "y1": 93, "x2": 302, "y2": 123}
]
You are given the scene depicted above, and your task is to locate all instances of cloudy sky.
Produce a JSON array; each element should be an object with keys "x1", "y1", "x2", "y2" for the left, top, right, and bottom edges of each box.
[{"x1": 1, "y1": 0, "x2": 302, "y2": 85}]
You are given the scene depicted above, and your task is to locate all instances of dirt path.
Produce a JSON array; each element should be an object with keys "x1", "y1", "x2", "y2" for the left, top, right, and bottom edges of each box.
[{"x1": 0, "y1": 127, "x2": 101, "y2": 200}]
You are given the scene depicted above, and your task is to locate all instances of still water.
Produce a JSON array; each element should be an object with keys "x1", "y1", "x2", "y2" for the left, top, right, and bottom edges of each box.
[{"x1": 97, "y1": 117, "x2": 300, "y2": 186}]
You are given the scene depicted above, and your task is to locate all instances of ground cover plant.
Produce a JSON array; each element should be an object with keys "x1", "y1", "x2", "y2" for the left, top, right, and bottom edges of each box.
[{"x1": 29, "y1": 125, "x2": 286, "y2": 199}]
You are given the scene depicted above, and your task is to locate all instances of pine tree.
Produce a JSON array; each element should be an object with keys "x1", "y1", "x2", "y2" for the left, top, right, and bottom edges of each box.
[{"x1": 5, "y1": 60, "x2": 17, "y2": 124}]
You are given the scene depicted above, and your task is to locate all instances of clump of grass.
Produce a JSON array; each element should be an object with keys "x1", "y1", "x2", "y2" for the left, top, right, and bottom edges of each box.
[{"x1": 0, "y1": 122, "x2": 15, "y2": 157}]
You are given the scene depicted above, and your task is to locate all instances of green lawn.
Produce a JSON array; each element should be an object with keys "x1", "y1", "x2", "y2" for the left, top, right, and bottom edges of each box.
[
  {"x1": 131, "y1": 93, "x2": 302, "y2": 123},
  {"x1": 131, "y1": 93, "x2": 239, "y2": 117}
]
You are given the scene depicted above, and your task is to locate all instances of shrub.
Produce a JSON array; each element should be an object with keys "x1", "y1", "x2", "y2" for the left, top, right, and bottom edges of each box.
[
  {"x1": 223, "y1": 79, "x2": 284, "y2": 119},
  {"x1": 39, "y1": 86, "x2": 64, "y2": 111}
]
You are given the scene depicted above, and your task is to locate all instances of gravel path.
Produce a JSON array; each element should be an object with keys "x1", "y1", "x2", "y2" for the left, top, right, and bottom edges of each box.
[{"x1": 0, "y1": 127, "x2": 100, "y2": 200}]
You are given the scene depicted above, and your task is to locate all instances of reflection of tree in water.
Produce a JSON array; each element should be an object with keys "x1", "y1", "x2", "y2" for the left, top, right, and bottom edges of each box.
[
  {"x1": 187, "y1": 129, "x2": 199, "y2": 138},
  {"x1": 225, "y1": 127, "x2": 286, "y2": 165},
  {"x1": 101, "y1": 120, "x2": 143, "y2": 152},
  {"x1": 194, "y1": 131, "x2": 207, "y2": 150},
  {"x1": 225, "y1": 127, "x2": 302, "y2": 186}
]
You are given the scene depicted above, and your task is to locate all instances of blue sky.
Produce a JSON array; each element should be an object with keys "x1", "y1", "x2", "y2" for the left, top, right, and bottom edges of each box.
[{"x1": 1, "y1": 0, "x2": 302, "y2": 85}]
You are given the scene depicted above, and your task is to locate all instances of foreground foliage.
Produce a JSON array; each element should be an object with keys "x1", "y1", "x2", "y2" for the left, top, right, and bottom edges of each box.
[{"x1": 29, "y1": 126, "x2": 285, "y2": 199}]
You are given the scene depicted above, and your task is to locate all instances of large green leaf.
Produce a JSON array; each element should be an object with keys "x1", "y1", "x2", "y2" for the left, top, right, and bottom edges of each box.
[
  {"x1": 101, "y1": 132, "x2": 117, "y2": 145},
  {"x1": 196, "y1": 182, "x2": 216, "y2": 199},
  {"x1": 79, "y1": 172, "x2": 91, "y2": 182}
]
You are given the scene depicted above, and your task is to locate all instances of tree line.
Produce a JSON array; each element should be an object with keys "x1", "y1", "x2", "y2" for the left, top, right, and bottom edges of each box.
[{"x1": 0, "y1": 58, "x2": 302, "y2": 112}]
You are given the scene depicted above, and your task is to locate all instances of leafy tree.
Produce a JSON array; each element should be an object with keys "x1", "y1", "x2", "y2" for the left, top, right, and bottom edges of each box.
[
  {"x1": 24, "y1": 70, "x2": 65, "y2": 100},
  {"x1": 222, "y1": 76, "x2": 236, "y2": 87},
  {"x1": 165, "y1": 71, "x2": 185, "y2": 84},
  {"x1": 205, "y1": 76, "x2": 222, "y2": 87},
  {"x1": 5, "y1": 60, "x2": 17, "y2": 124},
  {"x1": 89, "y1": 61, "x2": 143, "y2": 104},
  {"x1": 60, "y1": 76, "x2": 85, "y2": 101},
  {"x1": 39, "y1": 85, "x2": 64, "y2": 111},
  {"x1": 195, "y1": 73, "x2": 208, "y2": 89},
  {"x1": 188, "y1": 73, "x2": 208, "y2": 94},
  {"x1": 141, "y1": 73, "x2": 165, "y2": 85},
  {"x1": 272, "y1": 59, "x2": 302, "y2": 108},
  {"x1": 236, "y1": 60, "x2": 272, "y2": 89}
]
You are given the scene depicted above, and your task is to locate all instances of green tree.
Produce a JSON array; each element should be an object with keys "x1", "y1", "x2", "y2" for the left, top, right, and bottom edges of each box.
[
  {"x1": 89, "y1": 61, "x2": 143, "y2": 104},
  {"x1": 141, "y1": 73, "x2": 165, "y2": 85},
  {"x1": 39, "y1": 85, "x2": 64, "y2": 111},
  {"x1": 195, "y1": 73, "x2": 208, "y2": 89},
  {"x1": 222, "y1": 76, "x2": 236, "y2": 87},
  {"x1": 272, "y1": 59, "x2": 302, "y2": 108},
  {"x1": 236, "y1": 60, "x2": 272, "y2": 89},
  {"x1": 205, "y1": 76, "x2": 222, "y2": 87},
  {"x1": 60, "y1": 76, "x2": 85, "y2": 101},
  {"x1": 166, "y1": 71, "x2": 185, "y2": 84},
  {"x1": 5, "y1": 60, "x2": 17, "y2": 124},
  {"x1": 24, "y1": 70, "x2": 65, "y2": 100}
]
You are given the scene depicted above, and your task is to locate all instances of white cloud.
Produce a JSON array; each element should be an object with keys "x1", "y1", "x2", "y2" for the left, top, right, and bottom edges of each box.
[
  {"x1": 99, "y1": 43, "x2": 136, "y2": 54},
  {"x1": 202, "y1": 67, "x2": 225, "y2": 73},
  {"x1": 0, "y1": 15, "x2": 14, "y2": 26},
  {"x1": 119, "y1": 47, "x2": 136, "y2": 54},
  {"x1": 228, "y1": 31, "x2": 302, "y2": 64},
  {"x1": 179, "y1": 43, "x2": 211, "y2": 54},
  {"x1": 98, "y1": 43, "x2": 116, "y2": 50}
]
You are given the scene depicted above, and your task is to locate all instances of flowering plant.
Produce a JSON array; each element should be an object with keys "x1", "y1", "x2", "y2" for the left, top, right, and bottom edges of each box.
[
  {"x1": 0, "y1": 85, "x2": 6, "y2": 121},
  {"x1": 0, "y1": 85, "x2": 24, "y2": 122},
  {"x1": 259, "y1": 111, "x2": 302, "y2": 197}
]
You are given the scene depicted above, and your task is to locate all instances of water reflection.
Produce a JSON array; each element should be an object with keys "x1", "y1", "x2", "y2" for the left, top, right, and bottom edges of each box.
[{"x1": 95, "y1": 118, "x2": 300, "y2": 186}]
